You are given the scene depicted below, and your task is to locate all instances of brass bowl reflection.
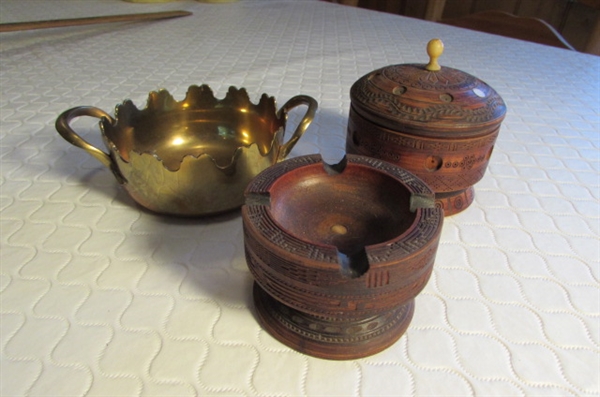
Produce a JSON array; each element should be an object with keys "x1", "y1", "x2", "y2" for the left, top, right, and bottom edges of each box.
[{"x1": 55, "y1": 85, "x2": 317, "y2": 216}]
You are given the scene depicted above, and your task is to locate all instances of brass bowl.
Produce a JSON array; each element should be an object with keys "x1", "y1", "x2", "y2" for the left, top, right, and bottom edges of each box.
[
  {"x1": 56, "y1": 85, "x2": 317, "y2": 216},
  {"x1": 242, "y1": 154, "x2": 444, "y2": 359}
]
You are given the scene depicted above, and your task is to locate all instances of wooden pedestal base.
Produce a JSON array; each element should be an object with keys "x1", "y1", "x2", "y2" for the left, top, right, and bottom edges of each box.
[
  {"x1": 435, "y1": 186, "x2": 475, "y2": 216},
  {"x1": 253, "y1": 283, "x2": 414, "y2": 360}
]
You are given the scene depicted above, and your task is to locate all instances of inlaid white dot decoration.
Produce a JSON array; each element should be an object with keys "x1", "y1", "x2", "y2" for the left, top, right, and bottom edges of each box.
[{"x1": 473, "y1": 88, "x2": 486, "y2": 98}]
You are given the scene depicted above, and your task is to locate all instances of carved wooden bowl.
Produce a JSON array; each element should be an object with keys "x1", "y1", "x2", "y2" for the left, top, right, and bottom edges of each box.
[
  {"x1": 242, "y1": 154, "x2": 444, "y2": 359},
  {"x1": 346, "y1": 39, "x2": 506, "y2": 216}
]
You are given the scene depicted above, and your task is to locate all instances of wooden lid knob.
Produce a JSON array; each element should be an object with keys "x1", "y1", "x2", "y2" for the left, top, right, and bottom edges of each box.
[{"x1": 425, "y1": 39, "x2": 444, "y2": 71}]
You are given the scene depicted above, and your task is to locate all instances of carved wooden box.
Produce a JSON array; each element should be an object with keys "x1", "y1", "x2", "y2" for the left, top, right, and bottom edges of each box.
[{"x1": 346, "y1": 39, "x2": 506, "y2": 215}]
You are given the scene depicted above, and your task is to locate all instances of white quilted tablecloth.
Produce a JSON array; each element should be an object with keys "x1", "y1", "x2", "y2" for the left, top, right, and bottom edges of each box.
[{"x1": 1, "y1": 1, "x2": 598, "y2": 396}]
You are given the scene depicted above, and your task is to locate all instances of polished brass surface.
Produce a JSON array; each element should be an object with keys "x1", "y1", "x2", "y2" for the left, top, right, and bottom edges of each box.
[{"x1": 56, "y1": 85, "x2": 317, "y2": 216}]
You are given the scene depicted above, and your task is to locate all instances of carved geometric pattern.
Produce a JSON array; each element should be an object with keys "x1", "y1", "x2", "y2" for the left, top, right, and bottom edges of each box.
[
  {"x1": 365, "y1": 270, "x2": 390, "y2": 288},
  {"x1": 243, "y1": 155, "x2": 443, "y2": 266},
  {"x1": 241, "y1": 154, "x2": 444, "y2": 323},
  {"x1": 255, "y1": 284, "x2": 412, "y2": 345},
  {"x1": 348, "y1": 109, "x2": 501, "y2": 153},
  {"x1": 350, "y1": 64, "x2": 506, "y2": 129}
]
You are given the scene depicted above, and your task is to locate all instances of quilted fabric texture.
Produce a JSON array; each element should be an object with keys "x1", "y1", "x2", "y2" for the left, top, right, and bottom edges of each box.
[{"x1": 1, "y1": 0, "x2": 598, "y2": 396}]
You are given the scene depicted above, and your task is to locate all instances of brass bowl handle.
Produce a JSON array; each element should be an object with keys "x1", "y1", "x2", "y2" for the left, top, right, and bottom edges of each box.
[
  {"x1": 55, "y1": 106, "x2": 125, "y2": 183},
  {"x1": 276, "y1": 95, "x2": 318, "y2": 161}
]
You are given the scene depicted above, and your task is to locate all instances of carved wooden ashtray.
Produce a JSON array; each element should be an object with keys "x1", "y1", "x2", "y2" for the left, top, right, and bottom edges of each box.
[
  {"x1": 242, "y1": 154, "x2": 444, "y2": 359},
  {"x1": 346, "y1": 39, "x2": 506, "y2": 216}
]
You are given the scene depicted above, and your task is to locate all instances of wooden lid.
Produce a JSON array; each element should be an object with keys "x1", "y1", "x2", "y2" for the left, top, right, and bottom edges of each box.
[{"x1": 350, "y1": 39, "x2": 506, "y2": 137}]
